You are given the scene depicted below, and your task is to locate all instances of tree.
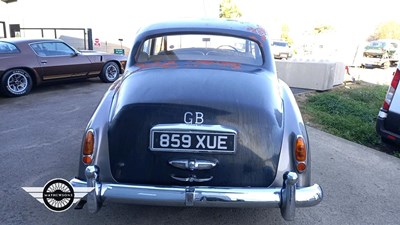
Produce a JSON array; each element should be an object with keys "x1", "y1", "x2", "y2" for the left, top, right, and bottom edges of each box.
[
  {"x1": 280, "y1": 24, "x2": 293, "y2": 46},
  {"x1": 313, "y1": 25, "x2": 333, "y2": 34},
  {"x1": 368, "y1": 21, "x2": 400, "y2": 41},
  {"x1": 219, "y1": 0, "x2": 242, "y2": 19}
]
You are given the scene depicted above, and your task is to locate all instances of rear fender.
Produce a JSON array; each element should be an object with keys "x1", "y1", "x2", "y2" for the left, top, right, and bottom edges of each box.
[
  {"x1": 76, "y1": 78, "x2": 122, "y2": 181},
  {"x1": 271, "y1": 80, "x2": 311, "y2": 187}
]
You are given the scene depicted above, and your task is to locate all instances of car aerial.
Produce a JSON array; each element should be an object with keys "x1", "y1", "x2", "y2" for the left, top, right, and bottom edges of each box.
[
  {"x1": 69, "y1": 19, "x2": 323, "y2": 221},
  {"x1": 271, "y1": 39, "x2": 292, "y2": 60},
  {"x1": 376, "y1": 63, "x2": 400, "y2": 144},
  {"x1": 0, "y1": 38, "x2": 127, "y2": 97}
]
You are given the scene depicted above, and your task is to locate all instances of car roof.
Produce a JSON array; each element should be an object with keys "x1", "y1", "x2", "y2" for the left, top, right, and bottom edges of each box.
[
  {"x1": 0, "y1": 38, "x2": 63, "y2": 44},
  {"x1": 139, "y1": 18, "x2": 261, "y2": 31},
  {"x1": 136, "y1": 18, "x2": 268, "y2": 40}
]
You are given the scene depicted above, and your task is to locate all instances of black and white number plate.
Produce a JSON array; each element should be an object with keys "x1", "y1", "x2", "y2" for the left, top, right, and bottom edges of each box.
[{"x1": 150, "y1": 124, "x2": 236, "y2": 153}]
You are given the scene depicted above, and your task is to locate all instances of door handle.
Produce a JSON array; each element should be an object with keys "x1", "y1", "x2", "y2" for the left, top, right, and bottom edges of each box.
[{"x1": 41, "y1": 60, "x2": 47, "y2": 64}]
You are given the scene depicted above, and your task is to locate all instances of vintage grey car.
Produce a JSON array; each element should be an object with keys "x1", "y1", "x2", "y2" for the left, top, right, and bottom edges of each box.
[{"x1": 70, "y1": 19, "x2": 323, "y2": 221}]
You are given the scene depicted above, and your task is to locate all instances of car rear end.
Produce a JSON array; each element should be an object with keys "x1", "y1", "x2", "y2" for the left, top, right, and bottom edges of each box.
[
  {"x1": 376, "y1": 64, "x2": 400, "y2": 144},
  {"x1": 70, "y1": 20, "x2": 322, "y2": 221},
  {"x1": 105, "y1": 67, "x2": 284, "y2": 188},
  {"x1": 71, "y1": 65, "x2": 322, "y2": 220}
]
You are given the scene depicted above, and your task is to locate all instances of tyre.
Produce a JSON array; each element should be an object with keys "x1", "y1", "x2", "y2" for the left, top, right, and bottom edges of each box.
[
  {"x1": 0, "y1": 69, "x2": 33, "y2": 97},
  {"x1": 99, "y1": 62, "x2": 120, "y2": 83}
]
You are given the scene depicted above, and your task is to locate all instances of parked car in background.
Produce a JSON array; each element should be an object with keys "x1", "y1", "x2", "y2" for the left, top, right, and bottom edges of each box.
[
  {"x1": 271, "y1": 40, "x2": 292, "y2": 60},
  {"x1": 362, "y1": 39, "x2": 399, "y2": 68},
  {"x1": 376, "y1": 63, "x2": 400, "y2": 144},
  {"x1": 0, "y1": 38, "x2": 127, "y2": 97},
  {"x1": 70, "y1": 19, "x2": 322, "y2": 221}
]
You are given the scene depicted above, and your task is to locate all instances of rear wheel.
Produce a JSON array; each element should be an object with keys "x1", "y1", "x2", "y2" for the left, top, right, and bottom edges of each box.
[
  {"x1": 99, "y1": 62, "x2": 120, "y2": 83},
  {"x1": 0, "y1": 69, "x2": 33, "y2": 97}
]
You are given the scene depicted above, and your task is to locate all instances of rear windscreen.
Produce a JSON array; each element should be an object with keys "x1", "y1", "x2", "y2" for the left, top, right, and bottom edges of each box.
[{"x1": 136, "y1": 34, "x2": 263, "y2": 66}]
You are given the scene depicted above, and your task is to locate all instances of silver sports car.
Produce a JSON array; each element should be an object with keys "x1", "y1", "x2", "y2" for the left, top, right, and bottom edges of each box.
[{"x1": 70, "y1": 19, "x2": 323, "y2": 221}]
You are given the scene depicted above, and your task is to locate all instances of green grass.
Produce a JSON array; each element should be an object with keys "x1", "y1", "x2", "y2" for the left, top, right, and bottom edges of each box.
[{"x1": 300, "y1": 83, "x2": 388, "y2": 148}]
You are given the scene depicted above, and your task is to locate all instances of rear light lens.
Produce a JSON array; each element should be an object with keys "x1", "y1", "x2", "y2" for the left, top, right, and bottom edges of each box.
[
  {"x1": 391, "y1": 69, "x2": 400, "y2": 89},
  {"x1": 383, "y1": 68, "x2": 400, "y2": 110},
  {"x1": 295, "y1": 137, "x2": 307, "y2": 161},
  {"x1": 386, "y1": 135, "x2": 396, "y2": 141},
  {"x1": 82, "y1": 155, "x2": 93, "y2": 164},
  {"x1": 294, "y1": 136, "x2": 307, "y2": 173},
  {"x1": 297, "y1": 162, "x2": 307, "y2": 172},
  {"x1": 82, "y1": 130, "x2": 94, "y2": 165}
]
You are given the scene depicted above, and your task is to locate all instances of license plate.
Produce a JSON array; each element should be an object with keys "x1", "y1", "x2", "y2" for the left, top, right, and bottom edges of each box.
[{"x1": 150, "y1": 125, "x2": 236, "y2": 153}]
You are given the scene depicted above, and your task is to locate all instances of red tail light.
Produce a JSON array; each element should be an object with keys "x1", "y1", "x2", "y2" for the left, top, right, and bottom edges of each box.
[
  {"x1": 82, "y1": 130, "x2": 95, "y2": 165},
  {"x1": 383, "y1": 68, "x2": 400, "y2": 110},
  {"x1": 294, "y1": 136, "x2": 307, "y2": 173}
]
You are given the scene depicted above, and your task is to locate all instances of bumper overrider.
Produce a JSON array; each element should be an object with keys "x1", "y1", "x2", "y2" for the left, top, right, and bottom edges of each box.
[
  {"x1": 70, "y1": 166, "x2": 323, "y2": 221},
  {"x1": 376, "y1": 111, "x2": 400, "y2": 144}
]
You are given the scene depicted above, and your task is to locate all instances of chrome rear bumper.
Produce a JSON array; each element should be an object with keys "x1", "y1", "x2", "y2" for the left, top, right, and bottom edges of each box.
[{"x1": 70, "y1": 166, "x2": 323, "y2": 221}]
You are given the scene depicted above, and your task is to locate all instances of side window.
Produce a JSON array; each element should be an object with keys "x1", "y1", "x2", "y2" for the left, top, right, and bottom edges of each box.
[
  {"x1": 0, "y1": 42, "x2": 20, "y2": 54},
  {"x1": 151, "y1": 37, "x2": 165, "y2": 55},
  {"x1": 53, "y1": 42, "x2": 76, "y2": 55},
  {"x1": 32, "y1": 42, "x2": 75, "y2": 57},
  {"x1": 137, "y1": 37, "x2": 164, "y2": 62},
  {"x1": 141, "y1": 40, "x2": 150, "y2": 54},
  {"x1": 30, "y1": 43, "x2": 46, "y2": 56}
]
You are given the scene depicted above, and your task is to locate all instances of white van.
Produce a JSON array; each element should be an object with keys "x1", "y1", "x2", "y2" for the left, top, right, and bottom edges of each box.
[
  {"x1": 376, "y1": 63, "x2": 400, "y2": 144},
  {"x1": 271, "y1": 40, "x2": 292, "y2": 60}
]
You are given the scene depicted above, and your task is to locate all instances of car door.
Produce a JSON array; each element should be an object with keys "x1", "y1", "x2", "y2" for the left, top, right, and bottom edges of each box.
[{"x1": 31, "y1": 41, "x2": 92, "y2": 81}]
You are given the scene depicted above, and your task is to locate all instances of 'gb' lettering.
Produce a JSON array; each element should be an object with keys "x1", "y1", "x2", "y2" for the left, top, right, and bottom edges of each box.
[
  {"x1": 184, "y1": 112, "x2": 204, "y2": 124},
  {"x1": 195, "y1": 112, "x2": 204, "y2": 124}
]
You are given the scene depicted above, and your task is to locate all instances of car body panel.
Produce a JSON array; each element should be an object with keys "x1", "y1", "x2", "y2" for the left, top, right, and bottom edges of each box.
[
  {"x1": 70, "y1": 19, "x2": 322, "y2": 221},
  {"x1": 37, "y1": 54, "x2": 94, "y2": 80},
  {"x1": 107, "y1": 66, "x2": 283, "y2": 187},
  {"x1": 382, "y1": 66, "x2": 400, "y2": 136},
  {"x1": 376, "y1": 64, "x2": 400, "y2": 143},
  {"x1": 389, "y1": 84, "x2": 400, "y2": 114}
]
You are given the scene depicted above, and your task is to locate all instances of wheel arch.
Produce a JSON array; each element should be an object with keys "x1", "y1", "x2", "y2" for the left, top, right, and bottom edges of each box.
[
  {"x1": 2, "y1": 67, "x2": 40, "y2": 87},
  {"x1": 105, "y1": 60, "x2": 124, "y2": 73}
]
